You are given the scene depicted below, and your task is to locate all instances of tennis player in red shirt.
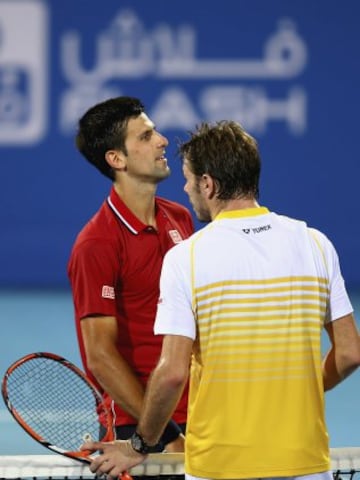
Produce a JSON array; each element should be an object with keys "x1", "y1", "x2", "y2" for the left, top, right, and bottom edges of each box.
[{"x1": 68, "y1": 97, "x2": 194, "y2": 452}]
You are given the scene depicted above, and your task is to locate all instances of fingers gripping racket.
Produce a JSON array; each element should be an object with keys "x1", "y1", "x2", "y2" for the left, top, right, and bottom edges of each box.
[{"x1": 2, "y1": 352, "x2": 131, "y2": 479}]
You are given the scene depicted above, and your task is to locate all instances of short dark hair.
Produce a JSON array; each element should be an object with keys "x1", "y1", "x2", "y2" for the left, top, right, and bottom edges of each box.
[
  {"x1": 75, "y1": 96, "x2": 145, "y2": 180},
  {"x1": 178, "y1": 121, "x2": 261, "y2": 200}
]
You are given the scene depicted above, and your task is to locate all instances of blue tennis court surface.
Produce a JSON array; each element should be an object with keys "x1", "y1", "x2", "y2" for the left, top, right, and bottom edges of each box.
[{"x1": 0, "y1": 289, "x2": 359, "y2": 454}]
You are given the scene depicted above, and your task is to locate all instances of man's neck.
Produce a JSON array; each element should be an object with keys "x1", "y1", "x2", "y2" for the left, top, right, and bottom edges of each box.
[{"x1": 113, "y1": 181, "x2": 157, "y2": 227}]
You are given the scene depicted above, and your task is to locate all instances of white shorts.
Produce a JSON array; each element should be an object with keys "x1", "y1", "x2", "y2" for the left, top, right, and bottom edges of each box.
[{"x1": 186, "y1": 470, "x2": 333, "y2": 480}]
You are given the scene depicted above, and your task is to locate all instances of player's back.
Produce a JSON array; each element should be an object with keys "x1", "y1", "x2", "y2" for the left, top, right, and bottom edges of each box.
[{"x1": 185, "y1": 208, "x2": 331, "y2": 478}]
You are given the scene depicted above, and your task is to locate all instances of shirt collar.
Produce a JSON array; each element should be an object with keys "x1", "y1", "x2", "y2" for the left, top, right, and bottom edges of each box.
[
  {"x1": 107, "y1": 186, "x2": 151, "y2": 235},
  {"x1": 215, "y1": 206, "x2": 270, "y2": 221}
]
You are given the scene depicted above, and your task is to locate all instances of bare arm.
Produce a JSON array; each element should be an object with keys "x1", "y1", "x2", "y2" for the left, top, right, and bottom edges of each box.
[
  {"x1": 81, "y1": 315, "x2": 145, "y2": 419},
  {"x1": 82, "y1": 334, "x2": 193, "y2": 477},
  {"x1": 81, "y1": 317, "x2": 185, "y2": 451},
  {"x1": 138, "y1": 334, "x2": 193, "y2": 445},
  {"x1": 322, "y1": 313, "x2": 360, "y2": 391}
]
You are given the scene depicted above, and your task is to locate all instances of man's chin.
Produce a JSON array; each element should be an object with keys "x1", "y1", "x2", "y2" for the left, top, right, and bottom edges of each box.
[{"x1": 156, "y1": 168, "x2": 171, "y2": 182}]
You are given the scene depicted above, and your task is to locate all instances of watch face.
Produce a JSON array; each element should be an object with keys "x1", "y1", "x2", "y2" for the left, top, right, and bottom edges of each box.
[
  {"x1": 131, "y1": 431, "x2": 161, "y2": 454},
  {"x1": 131, "y1": 432, "x2": 145, "y2": 453}
]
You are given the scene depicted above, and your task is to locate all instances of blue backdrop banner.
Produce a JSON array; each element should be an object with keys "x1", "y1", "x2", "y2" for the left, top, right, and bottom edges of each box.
[{"x1": 1, "y1": 0, "x2": 359, "y2": 288}]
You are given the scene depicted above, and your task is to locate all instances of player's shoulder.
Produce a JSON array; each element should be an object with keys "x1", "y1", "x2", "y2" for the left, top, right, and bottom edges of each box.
[
  {"x1": 72, "y1": 200, "x2": 115, "y2": 245},
  {"x1": 307, "y1": 226, "x2": 333, "y2": 249},
  {"x1": 273, "y1": 211, "x2": 307, "y2": 229},
  {"x1": 275, "y1": 213, "x2": 331, "y2": 241},
  {"x1": 273, "y1": 212, "x2": 336, "y2": 255}
]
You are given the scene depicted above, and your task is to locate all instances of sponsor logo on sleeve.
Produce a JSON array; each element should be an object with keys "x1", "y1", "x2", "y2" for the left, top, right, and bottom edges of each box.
[{"x1": 102, "y1": 285, "x2": 115, "y2": 299}]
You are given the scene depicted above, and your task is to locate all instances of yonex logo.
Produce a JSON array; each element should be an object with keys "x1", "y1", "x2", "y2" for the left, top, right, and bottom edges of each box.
[{"x1": 243, "y1": 225, "x2": 271, "y2": 235}]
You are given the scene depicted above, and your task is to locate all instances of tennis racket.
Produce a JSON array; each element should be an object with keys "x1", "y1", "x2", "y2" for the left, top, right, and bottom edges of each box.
[{"x1": 1, "y1": 352, "x2": 131, "y2": 479}]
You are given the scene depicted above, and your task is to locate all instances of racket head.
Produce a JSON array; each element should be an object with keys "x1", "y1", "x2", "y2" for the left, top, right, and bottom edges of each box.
[{"x1": 1, "y1": 352, "x2": 115, "y2": 463}]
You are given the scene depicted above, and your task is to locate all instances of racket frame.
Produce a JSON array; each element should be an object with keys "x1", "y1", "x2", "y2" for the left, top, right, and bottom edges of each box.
[{"x1": 1, "y1": 351, "x2": 115, "y2": 464}]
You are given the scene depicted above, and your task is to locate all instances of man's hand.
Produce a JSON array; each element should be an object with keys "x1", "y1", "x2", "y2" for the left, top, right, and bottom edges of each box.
[{"x1": 81, "y1": 440, "x2": 146, "y2": 478}]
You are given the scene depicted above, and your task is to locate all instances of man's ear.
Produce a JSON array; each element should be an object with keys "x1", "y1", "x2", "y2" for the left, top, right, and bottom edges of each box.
[
  {"x1": 105, "y1": 150, "x2": 127, "y2": 171},
  {"x1": 201, "y1": 174, "x2": 216, "y2": 199}
]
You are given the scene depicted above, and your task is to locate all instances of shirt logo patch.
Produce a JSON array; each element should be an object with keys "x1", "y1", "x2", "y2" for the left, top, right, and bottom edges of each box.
[
  {"x1": 102, "y1": 285, "x2": 115, "y2": 299},
  {"x1": 169, "y1": 229, "x2": 183, "y2": 244}
]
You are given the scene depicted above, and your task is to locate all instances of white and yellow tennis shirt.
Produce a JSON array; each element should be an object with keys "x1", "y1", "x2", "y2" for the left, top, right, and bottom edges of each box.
[{"x1": 154, "y1": 207, "x2": 353, "y2": 479}]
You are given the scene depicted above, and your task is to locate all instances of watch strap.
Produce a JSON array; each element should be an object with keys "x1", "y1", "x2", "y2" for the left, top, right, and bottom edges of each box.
[{"x1": 130, "y1": 431, "x2": 163, "y2": 454}]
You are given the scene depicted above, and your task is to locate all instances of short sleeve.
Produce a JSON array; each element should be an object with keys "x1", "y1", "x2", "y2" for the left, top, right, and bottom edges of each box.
[
  {"x1": 154, "y1": 242, "x2": 196, "y2": 340},
  {"x1": 68, "y1": 238, "x2": 119, "y2": 318},
  {"x1": 310, "y1": 228, "x2": 353, "y2": 322}
]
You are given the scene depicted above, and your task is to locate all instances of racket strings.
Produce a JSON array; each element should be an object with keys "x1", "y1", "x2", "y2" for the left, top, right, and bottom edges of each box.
[{"x1": 5, "y1": 357, "x2": 101, "y2": 452}]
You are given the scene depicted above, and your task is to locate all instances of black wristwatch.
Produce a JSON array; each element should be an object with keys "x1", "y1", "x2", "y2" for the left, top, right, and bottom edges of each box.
[{"x1": 130, "y1": 431, "x2": 161, "y2": 454}]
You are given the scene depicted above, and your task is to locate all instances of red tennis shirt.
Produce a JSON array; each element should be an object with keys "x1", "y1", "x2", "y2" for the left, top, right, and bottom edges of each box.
[{"x1": 68, "y1": 186, "x2": 194, "y2": 426}]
